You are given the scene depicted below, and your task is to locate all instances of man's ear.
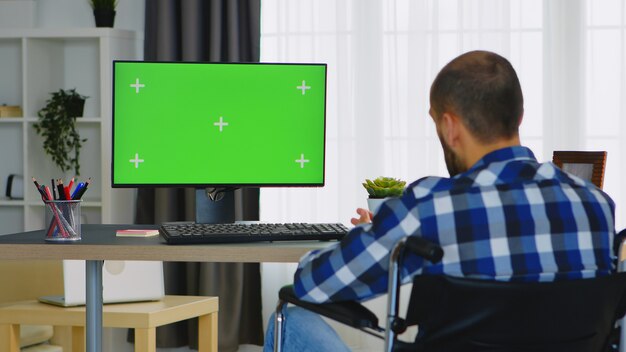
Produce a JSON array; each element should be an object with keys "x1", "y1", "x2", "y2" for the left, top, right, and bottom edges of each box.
[{"x1": 441, "y1": 112, "x2": 461, "y2": 147}]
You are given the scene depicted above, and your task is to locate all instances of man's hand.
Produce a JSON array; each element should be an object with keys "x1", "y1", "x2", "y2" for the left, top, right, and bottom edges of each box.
[{"x1": 350, "y1": 208, "x2": 374, "y2": 226}]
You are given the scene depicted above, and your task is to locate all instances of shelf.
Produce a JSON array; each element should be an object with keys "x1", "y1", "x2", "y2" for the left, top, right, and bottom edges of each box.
[
  {"x1": 0, "y1": 28, "x2": 138, "y2": 234},
  {"x1": 0, "y1": 123, "x2": 23, "y2": 192},
  {"x1": 27, "y1": 121, "x2": 102, "y2": 201},
  {"x1": 0, "y1": 37, "x2": 22, "y2": 108},
  {"x1": 0, "y1": 28, "x2": 138, "y2": 40},
  {"x1": 0, "y1": 200, "x2": 26, "y2": 206},
  {"x1": 0, "y1": 207, "x2": 24, "y2": 235},
  {"x1": 25, "y1": 37, "x2": 101, "y2": 117},
  {"x1": 24, "y1": 117, "x2": 101, "y2": 123},
  {"x1": 0, "y1": 118, "x2": 23, "y2": 123},
  {"x1": 76, "y1": 118, "x2": 101, "y2": 123}
]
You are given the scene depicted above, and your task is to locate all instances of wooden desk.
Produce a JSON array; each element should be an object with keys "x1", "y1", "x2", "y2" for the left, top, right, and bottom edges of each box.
[
  {"x1": 0, "y1": 224, "x2": 334, "y2": 352},
  {"x1": 0, "y1": 224, "x2": 330, "y2": 263},
  {"x1": 0, "y1": 295, "x2": 218, "y2": 352}
]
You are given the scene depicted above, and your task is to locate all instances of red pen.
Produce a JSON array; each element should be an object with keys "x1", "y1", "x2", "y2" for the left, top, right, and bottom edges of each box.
[
  {"x1": 64, "y1": 186, "x2": 71, "y2": 200},
  {"x1": 44, "y1": 186, "x2": 53, "y2": 201},
  {"x1": 43, "y1": 185, "x2": 69, "y2": 238}
]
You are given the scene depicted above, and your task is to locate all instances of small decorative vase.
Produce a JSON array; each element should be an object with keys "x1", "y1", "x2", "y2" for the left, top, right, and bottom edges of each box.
[
  {"x1": 93, "y1": 9, "x2": 116, "y2": 28},
  {"x1": 367, "y1": 198, "x2": 388, "y2": 214}
]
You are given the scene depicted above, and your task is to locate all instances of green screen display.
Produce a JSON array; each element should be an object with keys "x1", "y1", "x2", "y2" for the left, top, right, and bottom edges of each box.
[{"x1": 112, "y1": 61, "x2": 327, "y2": 187}]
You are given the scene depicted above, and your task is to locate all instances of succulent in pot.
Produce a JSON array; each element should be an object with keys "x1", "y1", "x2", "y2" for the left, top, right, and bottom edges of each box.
[{"x1": 362, "y1": 177, "x2": 406, "y2": 213}]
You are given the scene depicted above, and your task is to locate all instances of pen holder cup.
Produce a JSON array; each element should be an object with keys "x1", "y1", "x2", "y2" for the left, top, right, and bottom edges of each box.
[{"x1": 44, "y1": 200, "x2": 81, "y2": 242}]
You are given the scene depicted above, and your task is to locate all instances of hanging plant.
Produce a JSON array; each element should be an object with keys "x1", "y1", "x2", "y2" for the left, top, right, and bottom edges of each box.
[{"x1": 34, "y1": 88, "x2": 88, "y2": 175}]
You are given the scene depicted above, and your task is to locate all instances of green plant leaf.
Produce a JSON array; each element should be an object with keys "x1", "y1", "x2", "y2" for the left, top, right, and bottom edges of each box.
[{"x1": 362, "y1": 176, "x2": 406, "y2": 198}]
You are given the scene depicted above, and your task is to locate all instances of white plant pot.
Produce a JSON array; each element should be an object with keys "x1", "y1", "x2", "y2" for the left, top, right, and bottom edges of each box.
[{"x1": 367, "y1": 198, "x2": 388, "y2": 214}]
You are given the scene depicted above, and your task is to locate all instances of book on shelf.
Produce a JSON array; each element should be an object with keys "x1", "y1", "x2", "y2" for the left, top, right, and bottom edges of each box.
[{"x1": 0, "y1": 105, "x2": 22, "y2": 118}]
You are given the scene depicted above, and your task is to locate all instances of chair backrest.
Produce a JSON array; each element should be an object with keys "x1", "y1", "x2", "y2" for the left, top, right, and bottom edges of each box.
[
  {"x1": 401, "y1": 273, "x2": 626, "y2": 352},
  {"x1": 552, "y1": 150, "x2": 607, "y2": 189}
]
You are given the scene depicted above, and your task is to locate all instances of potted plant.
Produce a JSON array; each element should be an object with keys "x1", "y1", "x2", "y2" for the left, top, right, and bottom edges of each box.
[
  {"x1": 89, "y1": 0, "x2": 118, "y2": 28},
  {"x1": 34, "y1": 89, "x2": 88, "y2": 176},
  {"x1": 362, "y1": 176, "x2": 406, "y2": 213}
]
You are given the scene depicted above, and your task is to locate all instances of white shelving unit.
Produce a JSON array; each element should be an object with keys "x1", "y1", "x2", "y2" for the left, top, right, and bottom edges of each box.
[{"x1": 0, "y1": 28, "x2": 141, "y2": 235}]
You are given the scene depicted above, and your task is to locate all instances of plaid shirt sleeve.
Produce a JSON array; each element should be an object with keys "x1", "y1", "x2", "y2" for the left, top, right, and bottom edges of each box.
[
  {"x1": 293, "y1": 147, "x2": 615, "y2": 303},
  {"x1": 293, "y1": 187, "x2": 430, "y2": 303}
]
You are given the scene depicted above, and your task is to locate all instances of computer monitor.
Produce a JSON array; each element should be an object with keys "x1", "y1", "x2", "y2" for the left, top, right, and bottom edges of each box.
[{"x1": 112, "y1": 61, "x2": 327, "y2": 188}]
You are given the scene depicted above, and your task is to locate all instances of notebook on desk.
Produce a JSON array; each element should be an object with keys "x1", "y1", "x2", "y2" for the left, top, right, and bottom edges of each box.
[{"x1": 38, "y1": 260, "x2": 164, "y2": 307}]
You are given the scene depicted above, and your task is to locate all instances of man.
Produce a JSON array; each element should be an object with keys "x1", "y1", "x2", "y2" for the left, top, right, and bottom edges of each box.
[{"x1": 264, "y1": 50, "x2": 615, "y2": 351}]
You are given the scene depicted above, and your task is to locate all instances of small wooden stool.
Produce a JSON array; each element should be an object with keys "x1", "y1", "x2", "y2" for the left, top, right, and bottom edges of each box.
[{"x1": 0, "y1": 295, "x2": 218, "y2": 352}]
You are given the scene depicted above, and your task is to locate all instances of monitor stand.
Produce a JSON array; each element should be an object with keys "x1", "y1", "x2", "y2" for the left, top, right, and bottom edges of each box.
[{"x1": 195, "y1": 189, "x2": 235, "y2": 224}]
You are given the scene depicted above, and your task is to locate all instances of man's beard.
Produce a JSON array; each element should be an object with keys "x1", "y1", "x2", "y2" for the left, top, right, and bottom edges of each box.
[{"x1": 439, "y1": 137, "x2": 466, "y2": 177}]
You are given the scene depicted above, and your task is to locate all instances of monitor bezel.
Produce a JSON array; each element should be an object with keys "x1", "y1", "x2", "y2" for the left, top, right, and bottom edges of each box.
[{"x1": 111, "y1": 60, "x2": 328, "y2": 188}]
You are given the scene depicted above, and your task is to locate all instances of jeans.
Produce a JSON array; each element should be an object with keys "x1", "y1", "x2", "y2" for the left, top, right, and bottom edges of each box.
[{"x1": 263, "y1": 306, "x2": 351, "y2": 352}]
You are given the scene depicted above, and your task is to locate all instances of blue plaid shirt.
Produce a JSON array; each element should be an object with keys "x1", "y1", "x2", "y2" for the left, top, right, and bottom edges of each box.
[{"x1": 294, "y1": 146, "x2": 615, "y2": 303}]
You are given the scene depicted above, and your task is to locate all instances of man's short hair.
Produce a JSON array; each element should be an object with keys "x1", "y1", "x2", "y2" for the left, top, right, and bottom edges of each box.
[{"x1": 430, "y1": 50, "x2": 524, "y2": 143}]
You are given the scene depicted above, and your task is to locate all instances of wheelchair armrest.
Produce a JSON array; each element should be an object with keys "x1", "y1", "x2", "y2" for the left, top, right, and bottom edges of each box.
[
  {"x1": 279, "y1": 285, "x2": 380, "y2": 330},
  {"x1": 405, "y1": 236, "x2": 444, "y2": 263}
]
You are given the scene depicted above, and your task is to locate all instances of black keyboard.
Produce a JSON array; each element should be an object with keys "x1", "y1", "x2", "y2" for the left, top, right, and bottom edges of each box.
[{"x1": 160, "y1": 222, "x2": 349, "y2": 244}]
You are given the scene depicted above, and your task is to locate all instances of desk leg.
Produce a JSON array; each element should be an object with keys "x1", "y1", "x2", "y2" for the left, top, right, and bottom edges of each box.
[
  {"x1": 86, "y1": 259, "x2": 103, "y2": 352},
  {"x1": 135, "y1": 328, "x2": 156, "y2": 352},
  {"x1": 0, "y1": 323, "x2": 19, "y2": 352},
  {"x1": 198, "y1": 311, "x2": 218, "y2": 352}
]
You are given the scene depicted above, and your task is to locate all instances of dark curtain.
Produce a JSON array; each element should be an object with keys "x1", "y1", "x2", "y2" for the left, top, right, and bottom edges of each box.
[{"x1": 134, "y1": 1, "x2": 263, "y2": 351}]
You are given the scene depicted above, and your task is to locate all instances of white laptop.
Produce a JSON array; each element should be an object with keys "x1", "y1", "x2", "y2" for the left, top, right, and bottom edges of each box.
[{"x1": 38, "y1": 260, "x2": 165, "y2": 307}]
